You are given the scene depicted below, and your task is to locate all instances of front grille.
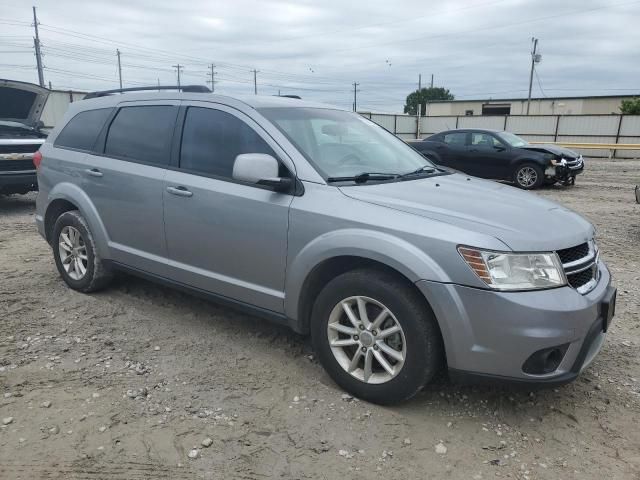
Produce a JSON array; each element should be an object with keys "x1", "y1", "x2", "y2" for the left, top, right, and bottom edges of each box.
[
  {"x1": 0, "y1": 143, "x2": 41, "y2": 154},
  {"x1": 557, "y1": 243, "x2": 589, "y2": 264},
  {"x1": 557, "y1": 241, "x2": 598, "y2": 294},
  {"x1": 567, "y1": 265, "x2": 597, "y2": 290}
]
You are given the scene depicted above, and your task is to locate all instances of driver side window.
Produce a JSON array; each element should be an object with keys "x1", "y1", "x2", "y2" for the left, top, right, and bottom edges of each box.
[{"x1": 180, "y1": 107, "x2": 284, "y2": 180}]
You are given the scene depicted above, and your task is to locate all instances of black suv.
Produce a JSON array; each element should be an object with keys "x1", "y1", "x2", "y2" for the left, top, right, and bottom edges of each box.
[
  {"x1": 0, "y1": 79, "x2": 49, "y2": 195},
  {"x1": 408, "y1": 129, "x2": 584, "y2": 189}
]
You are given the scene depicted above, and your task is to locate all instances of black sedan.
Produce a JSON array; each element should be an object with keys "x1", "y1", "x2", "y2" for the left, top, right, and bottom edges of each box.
[{"x1": 408, "y1": 129, "x2": 584, "y2": 189}]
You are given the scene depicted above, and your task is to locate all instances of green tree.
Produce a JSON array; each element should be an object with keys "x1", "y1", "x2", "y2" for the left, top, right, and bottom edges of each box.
[
  {"x1": 403, "y1": 87, "x2": 454, "y2": 115},
  {"x1": 620, "y1": 97, "x2": 640, "y2": 115}
]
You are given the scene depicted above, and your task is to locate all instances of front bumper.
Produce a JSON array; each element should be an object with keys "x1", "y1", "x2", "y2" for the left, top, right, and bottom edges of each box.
[
  {"x1": 545, "y1": 157, "x2": 584, "y2": 184},
  {"x1": 417, "y1": 261, "x2": 613, "y2": 384}
]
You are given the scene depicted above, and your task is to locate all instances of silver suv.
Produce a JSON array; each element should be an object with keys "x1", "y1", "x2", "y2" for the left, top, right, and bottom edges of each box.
[{"x1": 35, "y1": 89, "x2": 616, "y2": 404}]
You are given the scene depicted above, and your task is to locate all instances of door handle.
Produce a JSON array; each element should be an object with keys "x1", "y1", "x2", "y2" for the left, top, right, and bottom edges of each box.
[
  {"x1": 166, "y1": 186, "x2": 193, "y2": 197},
  {"x1": 85, "y1": 168, "x2": 103, "y2": 178}
]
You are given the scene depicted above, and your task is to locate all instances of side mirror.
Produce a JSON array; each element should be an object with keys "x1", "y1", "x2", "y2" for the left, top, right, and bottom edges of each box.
[
  {"x1": 494, "y1": 145, "x2": 506, "y2": 151},
  {"x1": 232, "y1": 153, "x2": 292, "y2": 192}
]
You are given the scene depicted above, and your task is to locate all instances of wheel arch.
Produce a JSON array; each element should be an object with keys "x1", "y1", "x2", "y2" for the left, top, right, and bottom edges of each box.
[
  {"x1": 44, "y1": 182, "x2": 110, "y2": 257},
  {"x1": 285, "y1": 229, "x2": 450, "y2": 335}
]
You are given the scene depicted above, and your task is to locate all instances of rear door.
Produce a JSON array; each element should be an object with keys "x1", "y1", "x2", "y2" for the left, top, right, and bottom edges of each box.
[
  {"x1": 162, "y1": 103, "x2": 294, "y2": 312},
  {"x1": 466, "y1": 132, "x2": 512, "y2": 179},
  {"x1": 81, "y1": 101, "x2": 179, "y2": 273},
  {"x1": 438, "y1": 131, "x2": 469, "y2": 170}
]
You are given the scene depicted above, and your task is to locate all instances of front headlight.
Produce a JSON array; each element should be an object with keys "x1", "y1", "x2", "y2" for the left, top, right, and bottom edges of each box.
[{"x1": 458, "y1": 247, "x2": 566, "y2": 291}]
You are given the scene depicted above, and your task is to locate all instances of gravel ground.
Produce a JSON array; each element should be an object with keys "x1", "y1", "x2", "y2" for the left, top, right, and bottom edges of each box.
[{"x1": 1, "y1": 158, "x2": 639, "y2": 480}]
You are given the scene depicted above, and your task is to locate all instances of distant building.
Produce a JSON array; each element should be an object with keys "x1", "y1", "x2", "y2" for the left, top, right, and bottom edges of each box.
[
  {"x1": 425, "y1": 94, "x2": 638, "y2": 116},
  {"x1": 41, "y1": 89, "x2": 87, "y2": 128}
]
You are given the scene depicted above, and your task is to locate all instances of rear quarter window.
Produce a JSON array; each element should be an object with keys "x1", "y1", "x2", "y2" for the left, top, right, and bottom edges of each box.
[{"x1": 54, "y1": 108, "x2": 113, "y2": 151}]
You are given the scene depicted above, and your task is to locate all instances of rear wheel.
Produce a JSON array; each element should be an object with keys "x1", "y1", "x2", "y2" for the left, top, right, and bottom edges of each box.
[
  {"x1": 514, "y1": 163, "x2": 544, "y2": 190},
  {"x1": 311, "y1": 269, "x2": 443, "y2": 404},
  {"x1": 52, "y1": 210, "x2": 113, "y2": 292}
]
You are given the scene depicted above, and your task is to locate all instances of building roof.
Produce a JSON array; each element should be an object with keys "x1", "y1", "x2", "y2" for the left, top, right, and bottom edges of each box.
[{"x1": 428, "y1": 93, "x2": 640, "y2": 104}]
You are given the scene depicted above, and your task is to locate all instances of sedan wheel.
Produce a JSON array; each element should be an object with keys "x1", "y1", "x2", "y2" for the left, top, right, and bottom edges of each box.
[
  {"x1": 515, "y1": 164, "x2": 543, "y2": 189},
  {"x1": 327, "y1": 296, "x2": 406, "y2": 384}
]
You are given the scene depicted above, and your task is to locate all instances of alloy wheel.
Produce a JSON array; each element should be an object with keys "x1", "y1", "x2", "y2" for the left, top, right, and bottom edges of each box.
[
  {"x1": 58, "y1": 225, "x2": 88, "y2": 281},
  {"x1": 327, "y1": 296, "x2": 406, "y2": 384},
  {"x1": 517, "y1": 166, "x2": 538, "y2": 188}
]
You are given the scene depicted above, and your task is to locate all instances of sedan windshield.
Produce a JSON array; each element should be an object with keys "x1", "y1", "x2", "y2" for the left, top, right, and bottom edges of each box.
[
  {"x1": 259, "y1": 107, "x2": 436, "y2": 181},
  {"x1": 498, "y1": 131, "x2": 529, "y2": 148}
]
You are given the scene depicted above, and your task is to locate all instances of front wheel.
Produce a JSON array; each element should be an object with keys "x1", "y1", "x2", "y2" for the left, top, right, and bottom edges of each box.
[
  {"x1": 311, "y1": 269, "x2": 443, "y2": 404},
  {"x1": 514, "y1": 163, "x2": 544, "y2": 189}
]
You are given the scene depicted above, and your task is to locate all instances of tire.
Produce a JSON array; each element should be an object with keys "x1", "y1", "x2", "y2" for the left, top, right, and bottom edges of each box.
[
  {"x1": 514, "y1": 163, "x2": 544, "y2": 190},
  {"x1": 311, "y1": 268, "x2": 443, "y2": 404},
  {"x1": 543, "y1": 178, "x2": 557, "y2": 186},
  {"x1": 52, "y1": 210, "x2": 113, "y2": 292}
]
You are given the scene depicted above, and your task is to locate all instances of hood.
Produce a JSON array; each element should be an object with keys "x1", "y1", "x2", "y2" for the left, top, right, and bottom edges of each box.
[
  {"x1": 520, "y1": 143, "x2": 580, "y2": 159},
  {"x1": 339, "y1": 174, "x2": 593, "y2": 252},
  {"x1": 0, "y1": 79, "x2": 49, "y2": 127}
]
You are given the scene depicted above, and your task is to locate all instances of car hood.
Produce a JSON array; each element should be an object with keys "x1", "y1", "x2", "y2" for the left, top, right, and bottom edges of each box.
[
  {"x1": 0, "y1": 79, "x2": 49, "y2": 127},
  {"x1": 339, "y1": 174, "x2": 593, "y2": 251},
  {"x1": 520, "y1": 144, "x2": 580, "y2": 159}
]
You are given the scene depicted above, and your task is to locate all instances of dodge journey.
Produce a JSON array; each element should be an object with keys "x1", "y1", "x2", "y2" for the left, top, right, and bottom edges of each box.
[{"x1": 35, "y1": 89, "x2": 616, "y2": 404}]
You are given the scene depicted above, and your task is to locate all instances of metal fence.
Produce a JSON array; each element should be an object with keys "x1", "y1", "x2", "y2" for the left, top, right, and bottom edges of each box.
[{"x1": 360, "y1": 112, "x2": 640, "y2": 159}]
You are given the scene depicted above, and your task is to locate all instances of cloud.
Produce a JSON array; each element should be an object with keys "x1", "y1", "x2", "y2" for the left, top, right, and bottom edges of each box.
[{"x1": 0, "y1": 0, "x2": 638, "y2": 111}]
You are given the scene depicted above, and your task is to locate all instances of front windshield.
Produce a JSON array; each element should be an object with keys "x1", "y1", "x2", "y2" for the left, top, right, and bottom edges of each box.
[
  {"x1": 498, "y1": 131, "x2": 529, "y2": 148},
  {"x1": 259, "y1": 107, "x2": 435, "y2": 180}
]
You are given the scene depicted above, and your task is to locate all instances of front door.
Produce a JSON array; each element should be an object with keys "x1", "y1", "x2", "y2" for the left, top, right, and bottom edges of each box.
[{"x1": 162, "y1": 104, "x2": 294, "y2": 313}]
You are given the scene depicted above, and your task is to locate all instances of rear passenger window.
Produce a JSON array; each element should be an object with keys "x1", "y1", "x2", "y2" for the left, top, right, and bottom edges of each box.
[
  {"x1": 104, "y1": 106, "x2": 177, "y2": 165},
  {"x1": 54, "y1": 108, "x2": 113, "y2": 151},
  {"x1": 180, "y1": 107, "x2": 276, "y2": 179},
  {"x1": 443, "y1": 132, "x2": 467, "y2": 146}
]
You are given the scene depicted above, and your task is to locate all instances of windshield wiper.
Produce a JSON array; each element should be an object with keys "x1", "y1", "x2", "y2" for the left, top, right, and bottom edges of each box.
[
  {"x1": 327, "y1": 172, "x2": 399, "y2": 184},
  {"x1": 397, "y1": 165, "x2": 438, "y2": 178}
]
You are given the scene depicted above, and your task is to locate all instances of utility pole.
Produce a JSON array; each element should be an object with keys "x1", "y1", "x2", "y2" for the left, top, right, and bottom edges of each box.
[
  {"x1": 252, "y1": 69, "x2": 258, "y2": 95},
  {"x1": 172, "y1": 64, "x2": 183, "y2": 88},
  {"x1": 116, "y1": 49, "x2": 123, "y2": 89},
  {"x1": 206, "y1": 63, "x2": 216, "y2": 93},
  {"x1": 526, "y1": 37, "x2": 540, "y2": 115},
  {"x1": 32, "y1": 6, "x2": 45, "y2": 87},
  {"x1": 418, "y1": 74, "x2": 422, "y2": 90},
  {"x1": 352, "y1": 82, "x2": 360, "y2": 112}
]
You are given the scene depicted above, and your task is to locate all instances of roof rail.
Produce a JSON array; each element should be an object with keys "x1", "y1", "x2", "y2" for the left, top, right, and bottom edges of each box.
[
  {"x1": 83, "y1": 85, "x2": 211, "y2": 99},
  {"x1": 276, "y1": 94, "x2": 302, "y2": 99}
]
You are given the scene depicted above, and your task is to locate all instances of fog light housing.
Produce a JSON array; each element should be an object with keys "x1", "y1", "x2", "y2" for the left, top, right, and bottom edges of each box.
[{"x1": 522, "y1": 343, "x2": 570, "y2": 374}]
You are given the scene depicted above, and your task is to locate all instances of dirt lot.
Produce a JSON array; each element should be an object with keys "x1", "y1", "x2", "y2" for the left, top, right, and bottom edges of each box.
[{"x1": 1, "y1": 159, "x2": 639, "y2": 480}]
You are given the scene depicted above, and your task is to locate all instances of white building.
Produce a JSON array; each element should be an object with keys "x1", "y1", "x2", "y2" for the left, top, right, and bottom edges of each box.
[{"x1": 425, "y1": 94, "x2": 638, "y2": 116}]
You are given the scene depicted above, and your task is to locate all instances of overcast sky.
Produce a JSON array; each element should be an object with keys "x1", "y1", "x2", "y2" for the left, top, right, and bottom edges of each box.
[{"x1": 1, "y1": 0, "x2": 639, "y2": 112}]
